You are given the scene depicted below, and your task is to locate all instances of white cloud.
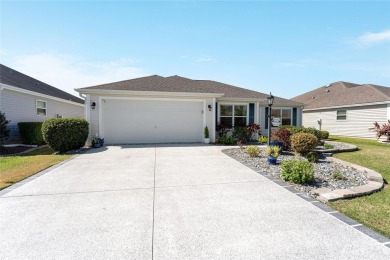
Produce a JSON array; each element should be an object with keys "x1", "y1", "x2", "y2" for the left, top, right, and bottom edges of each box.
[
  {"x1": 196, "y1": 56, "x2": 216, "y2": 62},
  {"x1": 356, "y1": 29, "x2": 390, "y2": 46},
  {"x1": 6, "y1": 53, "x2": 147, "y2": 97}
]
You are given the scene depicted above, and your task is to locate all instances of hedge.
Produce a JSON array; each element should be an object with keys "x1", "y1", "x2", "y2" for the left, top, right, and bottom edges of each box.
[
  {"x1": 42, "y1": 118, "x2": 89, "y2": 152},
  {"x1": 18, "y1": 122, "x2": 45, "y2": 145}
]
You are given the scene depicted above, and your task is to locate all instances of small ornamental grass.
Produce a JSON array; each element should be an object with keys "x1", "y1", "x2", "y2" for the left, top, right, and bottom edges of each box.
[
  {"x1": 246, "y1": 146, "x2": 261, "y2": 157},
  {"x1": 281, "y1": 160, "x2": 314, "y2": 184}
]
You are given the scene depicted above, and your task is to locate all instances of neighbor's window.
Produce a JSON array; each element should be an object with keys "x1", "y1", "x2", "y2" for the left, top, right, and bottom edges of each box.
[
  {"x1": 220, "y1": 104, "x2": 247, "y2": 127},
  {"x1": 36, "y1": 100, "x2": 47, "y2": 116},
  {"x1": 271, "y1": 108, "x2": 292, "y2": 126},
  {"x1": 337, "y1": 110, "x2": 347, "y2": 120}
]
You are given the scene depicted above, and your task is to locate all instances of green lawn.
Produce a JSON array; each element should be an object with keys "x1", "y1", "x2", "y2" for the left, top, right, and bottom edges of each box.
[
  {"x1": 328, "y1": 136, "x2": 390, "y2": 238},
  {"x1": 0, "y1": 147, "x2": 73, "y2": 190}
]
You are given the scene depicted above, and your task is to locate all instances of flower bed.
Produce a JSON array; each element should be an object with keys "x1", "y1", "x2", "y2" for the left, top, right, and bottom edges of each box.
[{"x1": 224, "y1": 147, "x2": 368, "y2": 197}]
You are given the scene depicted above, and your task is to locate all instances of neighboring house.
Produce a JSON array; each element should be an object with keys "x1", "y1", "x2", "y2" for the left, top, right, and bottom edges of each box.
[
  {"x1": 0, "y1": 64, "x2": 84, "y2": 140},
  {"x1": 76, "y1": 75, "x2": 302, "y2": 144},
  {"x1": 292, "y1": 81, "x2": 390, "y2": 139}
]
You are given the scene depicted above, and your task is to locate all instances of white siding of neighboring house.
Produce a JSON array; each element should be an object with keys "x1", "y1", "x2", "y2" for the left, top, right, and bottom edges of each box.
[
  {"x1": 0, "y1": 88, "x2": 84, "y2": 140},
  {"x1": 302, "y1": 104, "x2": 388, "y2": 139},
  {"x1": 88, "y1": 94, "x2": 215, "y2": 143}
]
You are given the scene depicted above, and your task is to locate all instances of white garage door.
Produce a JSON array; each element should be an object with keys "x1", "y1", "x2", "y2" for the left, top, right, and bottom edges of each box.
[{"x1": 101, "y1": 99, "x2": 204, "y2": 144}]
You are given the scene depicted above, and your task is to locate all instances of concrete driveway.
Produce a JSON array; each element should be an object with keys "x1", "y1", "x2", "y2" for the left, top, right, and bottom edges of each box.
[{"x1": 1, "y1": 145, "x2": 389, "y2": 259}]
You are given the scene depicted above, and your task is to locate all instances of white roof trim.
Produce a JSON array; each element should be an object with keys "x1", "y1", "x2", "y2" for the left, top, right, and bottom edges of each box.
[
  {"x1": 75, "y1": 88, "x2": 224, "y2": 98},
  {"x1": 303, "y1": 101, "x2": 390, "y2": 111},
  {"x1": 1, "y1": 83, "x2": 84, "y2": 107},
  {"x1": 217, "y1": 97, "x2": 302, "y2": 107}
]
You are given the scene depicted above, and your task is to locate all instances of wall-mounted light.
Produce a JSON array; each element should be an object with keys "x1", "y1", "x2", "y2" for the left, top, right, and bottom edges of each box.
[
  {"x1": 208, "y1": 105, "x2": 212, "y2": 111},
  {"x1": 91, "y1": 102, "x2": 96, "y2": 110}
]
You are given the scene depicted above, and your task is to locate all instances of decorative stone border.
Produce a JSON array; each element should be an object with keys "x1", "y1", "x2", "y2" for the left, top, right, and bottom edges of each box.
[
  {"x1": 312, "y1": 141, "x2": 358, "y2": 154},
  {"x1": 310, "y1": 157, "x2": 384, "y2": 202}
]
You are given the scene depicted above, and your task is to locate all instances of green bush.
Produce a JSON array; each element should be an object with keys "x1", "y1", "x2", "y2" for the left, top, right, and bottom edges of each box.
[
  {"x1": 279, "y1": 126, "x2": 321, "y2": 143},
  {"x1": 42, "y1": 118, "x2": 89, "y2": 152},
  {"x1": 320, "y1": 130, "x2": 329, "y2": 140},
  {"x1": 291, "y1": 132, "x2": 318, "y2": 155},
  {"x1": 18, "y1": 122, "x2": 45, "y2": 145},
  {"x1": 232, "y1": 126, "x2": 250, "y2": 143},
  {"x1": 0, "y1": 111, "x2": 10, "y2": 147},
  {"x1": 246, "y1": 146, "x2": 261, "y2": 157},
  {"x1": 281, "y1": 160, "x2": 314, "y2": 184},
  {"x1": 204, "y1": 126, "x2": 209, "y2": 138},
  {"x1": 332, "y1": 172, "x2": 344, "y2": 180},
  {"x1": 219, "y1": 135, "x2": 234, "y2": 145},
  {"x1": 306, "y1": 151, "x2": 319, "y2": 163},
  {"x1": 324, "y1": 143, "x2": 334, "y2": 149}
]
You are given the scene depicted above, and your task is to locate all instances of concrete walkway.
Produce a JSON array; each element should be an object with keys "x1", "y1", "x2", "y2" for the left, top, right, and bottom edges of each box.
[{"x1": 0, "y1": 145, "x2": 389, "y2": 259}]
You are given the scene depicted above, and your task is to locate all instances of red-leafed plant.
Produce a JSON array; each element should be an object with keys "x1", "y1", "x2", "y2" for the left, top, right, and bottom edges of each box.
[
  {"x1": 246, "y1": 123, "x2": 261, "y2": 141},
  {"x1": 272, "y1": 129, "x2": 292, "y2": 150},
  {"x1": 373, "y1": 120, "x2": 390, "y2": 141}
]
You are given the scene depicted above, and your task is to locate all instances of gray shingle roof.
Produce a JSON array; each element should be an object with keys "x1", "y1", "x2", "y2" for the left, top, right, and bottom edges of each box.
[
  {"x1": 78, "y1": 74, "x2": 302, "y2": 106},
  {"x1": 292, "y1": 81, "x2": 390, "y2": 110},
  {"x1": 0, "y1": 64, "x2": 84, "y2": 104}
]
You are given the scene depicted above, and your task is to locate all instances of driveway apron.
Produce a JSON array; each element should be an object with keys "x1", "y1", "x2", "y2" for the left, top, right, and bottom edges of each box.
[{"x1": 0, "y1": 145, "x2": 389, "y2": 259}]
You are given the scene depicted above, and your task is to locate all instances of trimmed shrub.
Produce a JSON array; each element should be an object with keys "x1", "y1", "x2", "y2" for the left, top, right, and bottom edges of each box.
[
  {"x1": 42, "y1": 118, "x2": 89, "y2": 152},
  {"x1": 18, "y1": 122, "x2": 45, "y2": 145},
  {"x1": 320, "y1": 130, "x2": 329, "y2": 140},
  {"x1": 279, "y1": 126, "x2": 321, "y2": 143},
  {"x1": 306, "y1": 151, "x2": 319, "y2": 163},
  {"x1": 291, "y1": 132, "x2": 318, "y2": 155},
  {"x1": 219, "y1": 135, "x2": 234, "y2": 145},
  {"x1": 271, "y1": 129, "x2": 291, "y2": 150},
  {"x1": 0, "y1": 111, "x2": 10, "y2": 147},
  {"x1": 232, "y1": 126, "x2": 250, "y2": 143},
  {"x1": 281, "y1": 160, "x2": 314, "y2": 184},
  {"x1": 246, "y1": 146, "x2": 261, "y2": 157}
]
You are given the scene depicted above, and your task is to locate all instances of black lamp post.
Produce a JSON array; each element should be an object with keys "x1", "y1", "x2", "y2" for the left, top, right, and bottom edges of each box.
[{"x1": 267, "y1": 92, "x2": 274, "y2": 146}]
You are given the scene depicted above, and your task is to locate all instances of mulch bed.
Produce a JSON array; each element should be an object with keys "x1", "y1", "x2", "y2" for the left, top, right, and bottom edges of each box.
[{"x1": 0, "y1": 146, "x2": 33, "y2": 155}]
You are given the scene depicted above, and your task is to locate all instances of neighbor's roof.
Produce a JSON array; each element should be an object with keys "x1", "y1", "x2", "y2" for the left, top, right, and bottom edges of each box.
[
  {"x1": 292, "y1": 81, "x2": 390, "y2": 110},
  {"x1": 0, "y1": 64, "x2": 84, "y2": 104},
  {"x1": 77, "y1": 74, "x2": 302, "y2": 106}
]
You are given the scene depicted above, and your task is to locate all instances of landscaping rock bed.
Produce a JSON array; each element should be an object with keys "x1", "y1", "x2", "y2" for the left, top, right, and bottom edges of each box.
[
  {"x1": 313, "y1": 141, "x2": 358, "y2": 153},
  {"x1": 224, "y1": 147, "x2": 369, "y2": 197}
]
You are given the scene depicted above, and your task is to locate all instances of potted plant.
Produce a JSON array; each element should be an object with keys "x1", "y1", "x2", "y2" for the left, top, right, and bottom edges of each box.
[
  {"x1": 204, "y1": 126, "x2": 210, "y2": 144},
  {"x1": 267, "y1": 145, "x2": 280, "y2": 165},
  {"x1": 270, "y1": 137, "x2": 283, "y2": 152},
  {"x1": 92, "y1": 137, "x2": 100, "y2": 148}
]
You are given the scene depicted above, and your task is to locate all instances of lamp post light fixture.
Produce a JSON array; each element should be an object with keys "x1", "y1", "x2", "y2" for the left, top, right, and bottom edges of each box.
[{"x1": 267, "y1": 92, "x2": 274, "y2": 146}]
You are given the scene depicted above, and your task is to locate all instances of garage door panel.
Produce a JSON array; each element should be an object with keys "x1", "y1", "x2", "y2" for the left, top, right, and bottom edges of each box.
[{"x1": 102, "y1": 100, "x2": 203, "y2": 144}]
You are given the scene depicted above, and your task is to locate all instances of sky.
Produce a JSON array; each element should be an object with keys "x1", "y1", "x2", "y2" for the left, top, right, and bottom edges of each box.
[{"x1": 0, "y1": 0, "x2": 389, "y2": 99}]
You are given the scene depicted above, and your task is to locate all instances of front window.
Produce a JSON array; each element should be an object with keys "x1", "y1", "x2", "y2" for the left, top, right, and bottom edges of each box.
[
  {"x1": 220, "y1": 104, "x2": 247, "y2": 127},
  {"x1": 271, "y1": 108, "x2": 292, "y2": 127},
  {"x1": 36, "y1": 100, "x2": 47, "y2": 116},
  {"x1": 337, "y1": 110, "x2": 347, "y2": 120}
]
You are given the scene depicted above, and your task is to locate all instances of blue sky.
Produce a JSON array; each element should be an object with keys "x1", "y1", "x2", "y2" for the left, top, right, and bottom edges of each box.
[{"x1": 1, "y1": 0, "x2": 389, "y2": 98}]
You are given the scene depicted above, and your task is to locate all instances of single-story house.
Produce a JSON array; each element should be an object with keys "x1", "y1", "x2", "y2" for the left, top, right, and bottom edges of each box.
[
  {"x1": 0, "y1": 64, "x2": 84, "y2": 140},
  {"x1": 292, "y1": 81, "x2": 390, "y2": 139},
  {"x1": 76, "y1": 75, "x2": 303, "y2": 144}
]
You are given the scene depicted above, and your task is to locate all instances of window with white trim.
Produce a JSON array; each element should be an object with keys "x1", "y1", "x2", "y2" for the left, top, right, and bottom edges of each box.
[
  {"x1": 271, "y1": 108, "x2": 292, "y2": 126},
  {"x1": 36, "y1": 100, "x2": 47, "y2": 116},
  {"x1": 219, "y1": 104, "x2": 247, "y2": 127},
  {"x1": 337, "y1": 110, "x2": 347, "y2": 120}
]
